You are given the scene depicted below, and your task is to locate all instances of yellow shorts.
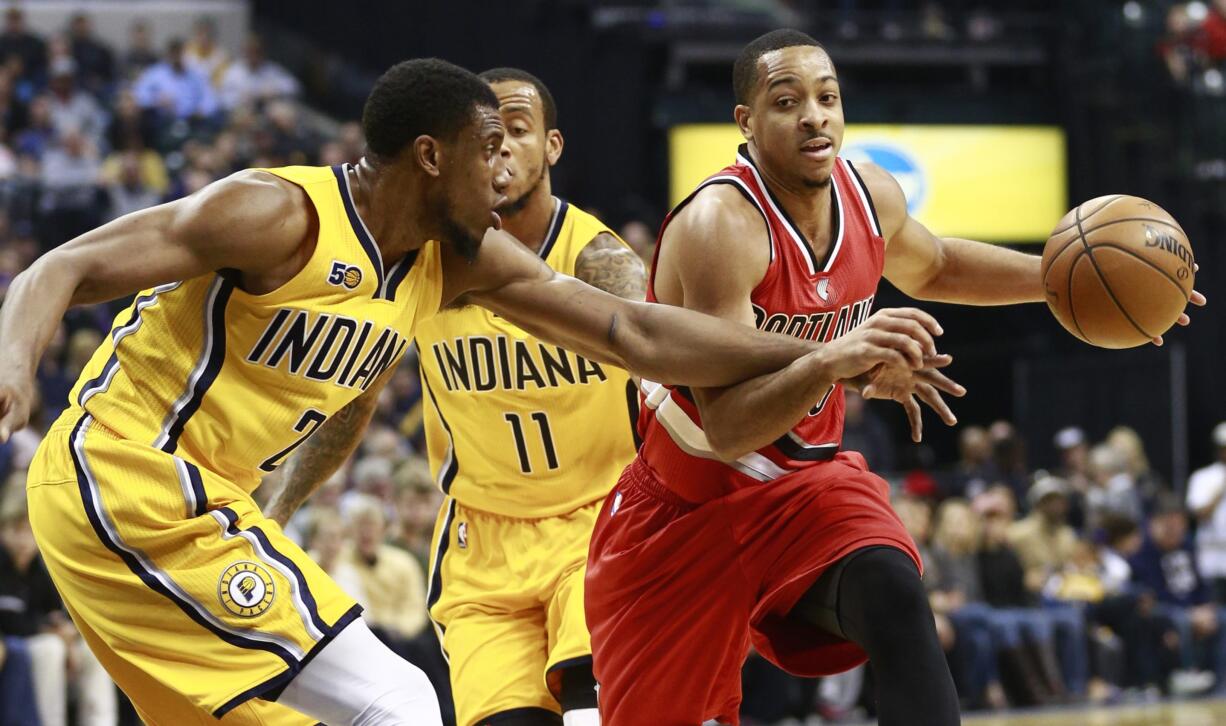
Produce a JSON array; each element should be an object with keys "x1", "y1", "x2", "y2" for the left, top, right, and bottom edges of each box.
[
  {"x1": 428, "y1": 496, "x2": 599, "y2": 726},
  {"x1": 27, "y1": 414, "x2": 360, "y2": 725}
]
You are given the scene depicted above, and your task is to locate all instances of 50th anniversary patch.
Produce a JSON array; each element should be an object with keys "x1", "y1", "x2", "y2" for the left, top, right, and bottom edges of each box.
[{"x1": 218, "y1": 561, "x2": 276, "y2": 617}]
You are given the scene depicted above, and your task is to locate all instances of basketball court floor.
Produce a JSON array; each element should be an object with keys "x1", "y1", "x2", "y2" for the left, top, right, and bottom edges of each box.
[{"x1": 959, "y1": 697, "x2": 1226, "y2": 726}]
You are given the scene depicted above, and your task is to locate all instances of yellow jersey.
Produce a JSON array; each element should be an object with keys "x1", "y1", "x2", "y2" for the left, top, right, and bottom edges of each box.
[
  {"x1": 62, "y1": 164, "x2": 443, "y2": 492},
  {"x1": 415, "y1": 199, "x2": 638, "y2": 518}
]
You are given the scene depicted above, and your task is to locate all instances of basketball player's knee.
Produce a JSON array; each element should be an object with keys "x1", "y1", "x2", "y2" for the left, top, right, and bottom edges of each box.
[{"x1": 839, "y1": 547, "x2": 929, "y2": 638}]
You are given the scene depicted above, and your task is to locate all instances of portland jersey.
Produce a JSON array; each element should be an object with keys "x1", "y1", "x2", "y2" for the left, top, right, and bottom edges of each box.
[
  {"x1": 415, "y1": 199, "x2": 639, "y2": 518},
  {"x1": 638, "y1": 145, "x2": 885, "y2": 503},
  {"x1": 63, "y1": 164, "x2": 443, "y2": 492}
]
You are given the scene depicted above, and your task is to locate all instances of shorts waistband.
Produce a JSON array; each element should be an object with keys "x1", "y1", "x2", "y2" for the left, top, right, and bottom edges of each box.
[{"x1": 622, "y1": 457, "x2": 699, "y2": 511}]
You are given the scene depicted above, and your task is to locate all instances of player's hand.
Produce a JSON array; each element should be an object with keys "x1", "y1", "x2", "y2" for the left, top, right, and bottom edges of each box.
[
  {"x1": 0, "y1": 375, "x2": 33, "y2": 443},
  {"x1": 1154, "y1": 263, "x2": 1206, "y2": 346},
  {"x1": 856, "y1": 357, "x2": 966, "y2": 443},
  {"x1": 816, "y1": 307, "x2": 944, "y2": 381}
]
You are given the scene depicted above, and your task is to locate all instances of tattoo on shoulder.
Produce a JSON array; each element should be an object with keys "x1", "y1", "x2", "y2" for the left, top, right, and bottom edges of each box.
[{"x1": 575, "y1": 233, "x2": 648, "y2": 301}]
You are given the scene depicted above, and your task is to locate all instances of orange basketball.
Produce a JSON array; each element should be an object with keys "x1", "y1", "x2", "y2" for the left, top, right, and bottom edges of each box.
[{"x1": 1041, "y1": 195, "x2": 1195, "y2": 349}]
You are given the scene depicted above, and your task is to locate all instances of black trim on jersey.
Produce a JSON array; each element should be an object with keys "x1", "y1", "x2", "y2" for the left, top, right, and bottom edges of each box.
[
  {"x1": 537, "y1": 198, "x2": 569, "y2": 262},
  {"x1": 421, "y1": 374, "x2": 459, "y2": 494},
  {"x1": 546, "y1": 654, "x2": 594, "y2": 676},
  {"x1": 69, "y1": 414, "x2": 300, "y2": 672},
  {"x1": 159, "y1": 277, "x2": 235, "y2": 454},
  {"x1": 185, "y1": 462, "x2": 208, "y2": 518},
  {"x1": 772, "y1": 432, "x2": 839, "y2": 461},
  {"x1": 625, "y1": 380, "x2": 643, "y2": 449},
  {"x1": 381, "y1": 249, "x2": 419, "y2": 302},
  {"x1": 736, "y1": 143, "x2": 836, "y2": 275},
  {"x1": 213, "y1": 603, "x2": 363, "y2": 717},
  {"x1": 674, "y1": 385, "x2": 696, "y2": 405},
  {"x1": 845, "y1": 160, "x2": 882, "y2": 237},
  {"x1": 479, "y1": 707, "x2": 565, "y2": 724},
  {"x1": 331, "y1": 163, "x2": 387, "y2": 298},
  {"x1": 425, "y1": 498, "x2": 458, "y2": 615}
]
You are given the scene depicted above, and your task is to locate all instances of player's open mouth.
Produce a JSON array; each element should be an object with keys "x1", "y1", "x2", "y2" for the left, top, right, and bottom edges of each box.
[{"x1": 800, "y1": 138, "x2": 833, "y2": 160}]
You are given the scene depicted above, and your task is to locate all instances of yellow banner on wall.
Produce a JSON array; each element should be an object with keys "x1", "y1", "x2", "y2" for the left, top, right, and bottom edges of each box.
[{"x1": 670, "y1": 124, "x2": 1067, "y2": 242}]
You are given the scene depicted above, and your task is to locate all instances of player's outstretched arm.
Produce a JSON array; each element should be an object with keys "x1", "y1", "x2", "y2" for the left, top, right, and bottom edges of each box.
[
  {"x1": 444, "y1": 226, "x2": 917, "y2": 390},
  {"x1": 868, "y1": 162, "x2": 1046, "y2": 306},
  {"x1": 0, "y1": 171, "x2": 313, "y2": 440}
]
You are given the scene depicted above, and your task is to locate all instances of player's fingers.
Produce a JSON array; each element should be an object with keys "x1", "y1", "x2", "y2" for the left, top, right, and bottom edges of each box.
[
  {"x1": 918, "y1": 368, "x2": 967, "y2": 397},
  {"x1": 905, "y1": 395, "x2": 923, "y2": 442},
  {"x1": 869, "y1": 331, "x2": 924, "y2": 369},
  {"x1": 1152, "y1": 336, "x2": 1164, "y2": 347},
  {"x1": 879, "y1": 316, "x2": 937, "y2": 356},
  {"x1": 1191, "y1": 290, "x2": 1207, "y2": 306},
  {"x1": 1178, "y1": 313, "x2": 1190, "y2": 326},
  {"x1": 922, "y1": 354, "x2": 953, "y2": 369},
  {"x1": 917, "y1": 383, "x2": 958, "y2": 426},
  {"x1": 884, "y1": 307, "x2": 944, "y2": 337}
]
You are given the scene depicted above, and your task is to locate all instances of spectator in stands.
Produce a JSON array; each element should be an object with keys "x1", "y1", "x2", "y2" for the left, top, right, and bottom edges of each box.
[
  {"x1": 0, "y1": 486, "x2": 116, "y2": 726},
  {"x1": 132, "y1": 37, "x2": 219, "y2": 123},
  {"x1": 392, "y1": 459, "x2": 441, "y2": 570},
  {"x1": 1085, "y1": 443, "x2": 1142, "y2": 533},
  {"x1": 1009, "y1": 475, "x2": 1077, "y2": 594},
  {"x1": 1130, "y1": 494, "x2": 1221, "y2": 694},
  {"x1": 336, "y1": 120, "x2": 364, "y2": 163},
  {"x1": 1054, "y1": 426, "x2": 1092, "y2": 495},
  {"x1": 40, "y1": 128, "x2": 103, "y2": 246},
  {"x1": 342, "y1": 494, "x2": 428, "y2": 645},
  {"x1": 103, "y1": 150, "x2": 159, "y2": 220},
  {"x1": 307, "y1": 509, "x2": 366, "y2": 604},
  {"x1": 67, "y1": 13, "x2": 113, "y2": 97},
  {"x1": 218, "y1": 35, "x2": 300, "y2": 111},
  {"x1": 989, "y1": 420, "x2": 1030, "y2": 506},
  {"x1": 0, "y1": 8, "x2": 45, "y2": 83},
  {"x1": 341, "y1": 455, "x2": 396, "y2": 520},
  {"x1": 843, "y1": 390, "x2": 895, "y2": 472},
  {"x1": 184, "y1": 17, "x2": 229, "y2": 88},
  {"x1": 941, "y1": 425, "x2": 993, "y2": 500},
  {"x1": 120, "y1": 21, "x2": 157, "y2": 81},
  {"x1": 0, "y1": 67, "x2": 27, "y2": 137},
  {"x1": 1107, "y1": 426, "x2": 1166, "y2": 516},
  {"x1": 1188, "y1": 422, "x2": 1226, "y2": 603},
  {"x1": 619, "y1": 219, "x2": 655, "y2": 264},
  {"x1": 46, "y1": 58, "x2": 106, "y2": 147},
  {"x1": 15, "y1": 94, "x2": 53, "y2": 160}
]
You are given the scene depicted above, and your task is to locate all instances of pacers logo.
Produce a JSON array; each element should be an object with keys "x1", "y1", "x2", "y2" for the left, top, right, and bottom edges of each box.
[
  {"x1": 327, "y1": 260, "x2": 363, "y2": 290},
  {"x1": 218, "y1": 562, "x2": 275, "y2": 618}
]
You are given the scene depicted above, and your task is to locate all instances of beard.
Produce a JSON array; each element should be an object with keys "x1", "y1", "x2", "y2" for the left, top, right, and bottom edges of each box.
[
  {"x1": 495, "y1": 158, "x2": 547, "y2": 217},
  {"x1": 438, "y1": 198, "x2": 483, "y2": 263},
  {"x1": 803, "y1": 174, "x2": 833, "y2": 189}
]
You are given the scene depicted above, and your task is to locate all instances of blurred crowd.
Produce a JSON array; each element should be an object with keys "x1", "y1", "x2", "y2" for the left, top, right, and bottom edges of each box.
[{"x1": 1, "y1": 6, "x2": 1226, "y2": 726}]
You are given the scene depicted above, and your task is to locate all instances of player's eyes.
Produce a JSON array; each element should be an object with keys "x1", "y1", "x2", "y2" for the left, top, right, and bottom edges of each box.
[
  {"x1": 511, "y1": 127, "x2": 529, "y2": 137},
  {"x1": 776, "y1": 97, "x2": 796, "y2": 108},
  {"x1": 821, "y1": 94, "x2": 838, "y2": 103}
]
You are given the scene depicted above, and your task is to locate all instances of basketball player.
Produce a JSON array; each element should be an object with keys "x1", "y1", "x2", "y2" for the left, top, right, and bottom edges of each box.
[
  {"x1": 583, "y1": 30, "x2": 1206, "y2": 726},
  {"x1": 274, "y1": 67, "x2": 641, "y2": 726},
  {"x1": 0, "y1": 58, "x2": 944, "y2": 725}
]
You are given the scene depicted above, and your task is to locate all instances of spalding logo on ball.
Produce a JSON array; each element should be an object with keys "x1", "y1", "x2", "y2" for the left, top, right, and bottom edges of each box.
[{"x1": 1042, "y1": 195, "x2": 1195, "y2": 349}]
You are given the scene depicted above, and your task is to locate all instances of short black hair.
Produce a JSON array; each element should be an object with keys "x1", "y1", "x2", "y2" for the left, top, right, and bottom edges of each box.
[
  {"x1": 362, "y1": 58, "x2": 499, "y2": 161},
  {"x1": 733, "y1": 29, "x2": 824, "y2": 105},
  {"x1": 478, "y1": 67, "x2": 557, "y2": 130}
]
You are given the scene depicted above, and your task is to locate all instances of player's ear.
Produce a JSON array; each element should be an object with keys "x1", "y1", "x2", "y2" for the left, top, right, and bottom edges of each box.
[
  {"x1": 734, "y1": 104, "x2": 752, "y2": 142},
  {"x1": 545, "y1": 128, "x2": 563, "y2": 167},
  {"x1": 413, "y1": 135, "x2": 442, "y2": 177}
]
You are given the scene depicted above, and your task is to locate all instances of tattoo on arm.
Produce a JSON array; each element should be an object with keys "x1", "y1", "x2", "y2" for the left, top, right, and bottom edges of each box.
[
  {"x1": 574, "y1": 232, "x2": 648, "y2": 302},
  {"x1": 266, "y1": 387, "x2": 379, "y2": 525}
]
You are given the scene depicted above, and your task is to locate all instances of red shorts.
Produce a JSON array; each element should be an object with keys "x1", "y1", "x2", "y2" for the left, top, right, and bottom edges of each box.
[{"x1": 585, "y1": 452, "x2": 920, "y2": 726}]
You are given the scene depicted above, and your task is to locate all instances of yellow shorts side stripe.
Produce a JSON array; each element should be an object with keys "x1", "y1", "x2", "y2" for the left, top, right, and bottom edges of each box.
[{"x1": 426, "y1": 497, "x2": 458, "y2": 659}]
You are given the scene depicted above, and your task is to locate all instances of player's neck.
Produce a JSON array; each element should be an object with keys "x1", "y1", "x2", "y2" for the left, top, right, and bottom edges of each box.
[
  {"x1": 751, "y1": 149, "x2": 833, "y2": 244},
  {"x1": 349, "y1": 158, "x2": 430, "y2": 261},
  {"x1": 500, "y1": 181, "x2": 556, "y2": 253}
]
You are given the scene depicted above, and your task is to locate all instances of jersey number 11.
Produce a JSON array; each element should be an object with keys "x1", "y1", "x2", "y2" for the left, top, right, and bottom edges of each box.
[{"x1": 503, "y1": 411, "x2": 559, "y2": 474}]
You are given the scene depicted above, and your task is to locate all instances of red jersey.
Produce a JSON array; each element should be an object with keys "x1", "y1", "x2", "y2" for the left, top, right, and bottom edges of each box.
[{"x1": 639, "y1": 144, "x2": 886, "y2": 503}]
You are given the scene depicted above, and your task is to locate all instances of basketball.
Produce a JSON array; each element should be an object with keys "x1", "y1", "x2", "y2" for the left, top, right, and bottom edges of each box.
[{"x1": 1041, "y1": 195, "x2": 1195, "y2": 349}]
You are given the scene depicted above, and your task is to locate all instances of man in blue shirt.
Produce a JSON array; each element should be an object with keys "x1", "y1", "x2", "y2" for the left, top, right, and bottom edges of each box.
[
  {"x1": 132, "y1": 37, "x2": 217, "y2": 123},
  {"x1": 1130, "y1": 495, "x2": 1223, "y2": 690}
]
